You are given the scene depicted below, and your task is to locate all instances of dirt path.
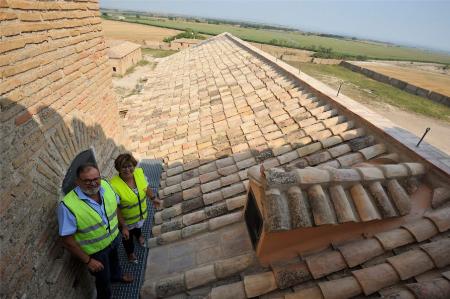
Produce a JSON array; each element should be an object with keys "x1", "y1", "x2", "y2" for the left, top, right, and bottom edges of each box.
[
  {"x1": 112, "y1": 55, "x2": 159, "y2": 97},
  {"x1": 365, "y1": 103, "x2": 450, "y2": 155}
]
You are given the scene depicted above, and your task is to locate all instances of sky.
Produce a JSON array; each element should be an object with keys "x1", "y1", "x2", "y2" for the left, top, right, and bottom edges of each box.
[{"x1": 99, "y1": 0, "x2": 450, "y2": 53}]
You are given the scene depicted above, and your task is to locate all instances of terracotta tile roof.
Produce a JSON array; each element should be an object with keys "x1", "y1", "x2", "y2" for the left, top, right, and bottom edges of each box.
[
  {"x1": 209, "y1": 208, "x2": 450, "y2": 298},
  {"x1": 106, "y1": 40, "x2": 141, "y2": 59},
  {"x1": 124, "y1": 33, "x2": 450, "y2": 298}
]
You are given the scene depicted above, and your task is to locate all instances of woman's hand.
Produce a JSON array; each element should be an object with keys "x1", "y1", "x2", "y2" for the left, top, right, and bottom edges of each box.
[
  {"x1": 152, "y1": 198, "x2": 162, "y2": 209},
  {"x1": 145, "y1": 187, "x2": 154, "y2": 199},
  {"x1": 121, "y1": 227, "x2": 130, "y2": 240}
]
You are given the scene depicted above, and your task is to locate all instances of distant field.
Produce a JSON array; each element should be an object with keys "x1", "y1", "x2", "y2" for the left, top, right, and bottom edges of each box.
[
  {"x1": 102, "y1": 15, "x2": 450, "y2": 64},
  {"x1": 101, "y1": 19, "x2": 181, "y2": 42},
  {"x1": 353, "y1": 62, "x2": 450, "y2": 97},
  {"x1": 286, "y1": 62, "x2": 450, "y2": 122}
]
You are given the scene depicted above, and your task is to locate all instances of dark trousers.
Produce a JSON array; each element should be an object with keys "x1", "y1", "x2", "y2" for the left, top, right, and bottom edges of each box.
[
  {"x1": 122, "y1": 227, "x2": 142, "y2": 255},
  {"x1": 90, "y1": 237, "x2": 122, "y2": 299}
]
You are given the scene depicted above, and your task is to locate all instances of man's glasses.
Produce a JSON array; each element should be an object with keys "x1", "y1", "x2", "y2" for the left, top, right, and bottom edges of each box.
[{"x1": 80, "y1": 177, "x2": 101, "y2": 185}]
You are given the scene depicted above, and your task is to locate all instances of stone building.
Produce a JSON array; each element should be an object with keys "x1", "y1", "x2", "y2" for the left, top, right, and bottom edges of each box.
[
  {"x1": 170, "y1": 38, "x2": 200, "y2": 50},
  {"x1": 1, "y1": 1, "x2": 127, "y2": 298},
  {"x1": 1, "y1": 1, "x2": 450, "y2": 298},
  {"x1": 107, "y1": 39, "x2": 142, "y2": 76}
]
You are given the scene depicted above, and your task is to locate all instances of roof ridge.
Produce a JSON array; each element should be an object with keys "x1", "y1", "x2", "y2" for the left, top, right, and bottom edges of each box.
[{"x1": 259, "y1": 162, "x2": 426, "y2": 232}]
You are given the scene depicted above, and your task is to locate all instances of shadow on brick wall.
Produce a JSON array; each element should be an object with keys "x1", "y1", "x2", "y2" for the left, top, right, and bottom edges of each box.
[{"x1": 0, "y1": 97, "x2": 128, "y2": 298}]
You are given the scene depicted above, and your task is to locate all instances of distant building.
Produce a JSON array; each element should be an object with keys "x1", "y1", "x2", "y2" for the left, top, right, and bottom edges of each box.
[
  {"x1": 170, "y1": 38, "x2": 201, "y2": 50},
  {"x1": 106, "y1": 40, "x2": 142, "y2": 76}
]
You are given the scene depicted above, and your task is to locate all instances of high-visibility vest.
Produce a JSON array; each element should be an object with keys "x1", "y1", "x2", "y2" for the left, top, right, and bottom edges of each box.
[
  {"x1": 62, "y1": 180, "x2": 119, "y2": 255},
  {"x1": 110, "y1": 167, "x2": 148, "y2": 226}
]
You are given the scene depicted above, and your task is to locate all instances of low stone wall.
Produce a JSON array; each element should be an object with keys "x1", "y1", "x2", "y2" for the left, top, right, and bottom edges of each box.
[
  {"x1": 1, "y1": 0, "x2": 127, "y2": 298},
  {"x1": 312, "y1": 58, "x2": 342, "y2": 65},
  {"x1": 340, "y1": 61, "x2": 450, "y2": 107},
  {"x1": 143, "y1": 40, "x2": 171, "y2": 50}
]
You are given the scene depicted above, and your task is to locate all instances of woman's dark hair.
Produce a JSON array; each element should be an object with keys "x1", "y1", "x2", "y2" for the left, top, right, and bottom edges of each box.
[{"x1": 114, "y1": 153, "x2": 138, "y2": 171}]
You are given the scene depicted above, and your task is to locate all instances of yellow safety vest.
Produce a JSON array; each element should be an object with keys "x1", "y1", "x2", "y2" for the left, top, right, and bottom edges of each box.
[
  {"x1": 62, "y1": 180, "x2": 119, "y2": 255},
  {"x1": 110, "y1": 167, "x2": 148, "y2": 226}
]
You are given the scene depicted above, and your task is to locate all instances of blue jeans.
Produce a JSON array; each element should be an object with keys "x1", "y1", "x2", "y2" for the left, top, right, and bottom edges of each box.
[{"x1": 89, "y1": 237, "x2": 122, "y2": 299}]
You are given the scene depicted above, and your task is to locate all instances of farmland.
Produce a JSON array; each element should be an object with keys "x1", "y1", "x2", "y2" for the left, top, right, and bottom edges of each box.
[
  {"x1": 352, "y1": 61, "x2": 450, "y2": 97},
  {"x1": 101, "y1": 13, "x2": 450, "y2": 64},
  {"x1": 101, "y1": 19, "x2": 181, "y2": 42}
]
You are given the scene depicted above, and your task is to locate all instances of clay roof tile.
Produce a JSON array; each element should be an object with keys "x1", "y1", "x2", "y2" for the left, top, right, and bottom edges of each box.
[
  {"x1": 406, "y1": 278, "x2": 450, "y2": 299},
  {"x1": 386, "y1": 179, "x2": 411, "y2": 216},
  {"x1": 285, "y1": 286, "x2": 324, "y2": 299},
  {"x1": 349, "y1": 183, "x2": 381, "y2": 221},
  {"x1": 337, "y1": 238, "x2": 385, "y2": 268},
  {"x1": 402, "y1": 218, "x2": 439, "y2": 242},
  {"x1": 352, "y1": 263, "x2": 400, "y2": 295},
  {"x1": 358, "y1": 143, "x2": 386, "y2": 160},
  {"x1": 265, "y1": 188, "x2": 291, "y2": 231},
  {"x1": 414, "y1": 269, "x2": 444, "y2": 282},
  {"x1": 305, "y1": 251, "x2": 347, "y2": 279},
  {"x1": 374, "y1": 228, "x2": 415, "y2": 250},
  {"x1": 420, "y1": 238, "x2": 450, "y2": 268},
  {"x1": 210, "y1": 281, "x2": 246, "y2": 299},
  {"x1": 328, "y1": 184, "x2": 358, "y2": 223},
  {"x1": 378, "y1": 164, "x2": 409, "y2": 179},
  {"x1": 307, "y1": 184, "x2": 336, "y2": 225},
  {"x1": 272, "y1": 261, "x2": 312, "y2": 289},
  {"x1": 424, "y1": 207, "x2": 450, "y2": 232},
  {"x1": 367, "y1": 181, "x2": 398, "y2": 218},
  {"x1": 286, "y1": 186, "x2": 313, "y2": 228},
  {"x1": 431, "y1": 187, "x2": 450, "y2": 209},
  {"x1": 387, "y1": 249, "x2": 435, "y2": 280},
  {"x1": 243, "y1": 272, "x2": 278, "y2": 298},
  {"x1": 317, "y1": 276, "x2": 362, "y2": 299}
]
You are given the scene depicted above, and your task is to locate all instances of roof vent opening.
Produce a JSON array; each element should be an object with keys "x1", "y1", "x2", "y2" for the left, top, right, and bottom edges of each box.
[{"x1": 245, "y1": 190, "x2": 263, "y2": 249}]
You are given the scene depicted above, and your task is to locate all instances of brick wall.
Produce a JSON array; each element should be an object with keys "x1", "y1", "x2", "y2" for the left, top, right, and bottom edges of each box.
[{"x1": 1, "y1": 1, "x2": 125, "y2": 297}]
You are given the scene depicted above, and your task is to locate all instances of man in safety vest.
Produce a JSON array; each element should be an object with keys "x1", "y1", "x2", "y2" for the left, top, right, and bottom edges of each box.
[{"x1": 57, "y1": 163, "x2": 133, "y2": 299}]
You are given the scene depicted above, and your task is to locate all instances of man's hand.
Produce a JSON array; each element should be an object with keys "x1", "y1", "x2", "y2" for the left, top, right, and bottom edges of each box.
[
  {"x1": 122, "y1": 227, "x2": 130, "y2": 240},
  {"x1": 87, "y1": 258, "x2": 104, "y2": 272}
]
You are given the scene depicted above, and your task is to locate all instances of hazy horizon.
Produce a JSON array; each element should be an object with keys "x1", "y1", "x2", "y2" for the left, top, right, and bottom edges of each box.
[{"x1": 100, "y1": 0, "x2": 450, "y2": 54}]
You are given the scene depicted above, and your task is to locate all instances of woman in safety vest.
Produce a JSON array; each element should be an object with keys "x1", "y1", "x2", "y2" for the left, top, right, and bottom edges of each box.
[{"x1": 110, "y1": 154, "x2": 161, "y2": 263}]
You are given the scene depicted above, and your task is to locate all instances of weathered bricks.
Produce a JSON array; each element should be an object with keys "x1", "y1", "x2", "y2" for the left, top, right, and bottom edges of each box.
[{"x1": 2, "y1": 2, "x2": 122, "y2": 298}]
